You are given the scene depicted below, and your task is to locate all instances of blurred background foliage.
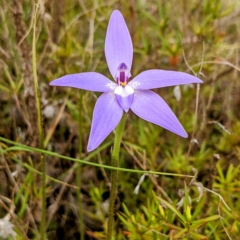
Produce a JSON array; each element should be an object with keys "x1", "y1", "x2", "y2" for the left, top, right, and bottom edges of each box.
[{"x1": 0, "y1": 0, "x2": 240, "y2": 239}]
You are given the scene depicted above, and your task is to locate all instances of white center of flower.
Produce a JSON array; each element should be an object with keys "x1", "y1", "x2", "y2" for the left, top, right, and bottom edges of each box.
[
  {"x1": 114, "y1": 85, "x2": 134, "y2": 97},
  {"x1": 114, "y1": 85, "x2": 134, "y2": 112}
]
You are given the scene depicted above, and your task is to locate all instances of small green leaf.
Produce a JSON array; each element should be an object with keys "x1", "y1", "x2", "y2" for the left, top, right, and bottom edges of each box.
[
  {"x1": 122, "y1": 203, "x2": 131, "y2": 217},
  {"x1": 183, "y1": 182, "x2": 192, "y2": 221},
  {"x1": 163, "y1": 223, "x2": 183, "y2": 230},
  {"x1": 157, "y1": 197, "x2": 186, "y2": 223},
  {"x1": 159, "y1": 204, "x2": 165, "y2": 217},
  {"x1": 173, "y1": 228, "x2": 188, "y2": 239},
  {"x1": 190, "y1": 215, "x2": 220, "y2": 230},
  {"x1": 186, "y1": 205, "x2": 192, "y2": 222},
  {"x1": 118, "y1": 213, "x2": 132, "y2": 228},
  {"x1": 190, "y1": 231, "x2": 208, "y2": 240},
  {"x1": 192, "y1": 194, "x2": 206, "y2": 220}
]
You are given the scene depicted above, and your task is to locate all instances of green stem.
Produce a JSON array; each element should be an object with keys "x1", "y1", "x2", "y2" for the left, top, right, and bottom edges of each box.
[
  {"x1": 32, "y1": 2, "x2": 46, "y2": 239},
  {"x1": 0, "y1": 136, "x2": 194, "y2": 177},
  {"x1": 77, "y1": 90, "x2": 84, "y2": 240},
  {"x1": 107, "y1": 114, "x2": 127, "y2": 240}
]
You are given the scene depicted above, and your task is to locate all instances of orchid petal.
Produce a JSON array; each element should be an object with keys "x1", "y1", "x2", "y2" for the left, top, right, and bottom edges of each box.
[
  {"x1": 87, "y1": 92, "x2": 123, "y2": 151},
  {"x1": 50, "y1": 72, "x2": 117, "y2": 92},
  {"x1": 129, "y1": 70, "x2": 202, "y2": 90},
  {"x1": 130, "y1": 90, "x2": 188, "y2": 137},
  {"x1": 105, "y1": 10, "x2": 133, "y2": 79}
]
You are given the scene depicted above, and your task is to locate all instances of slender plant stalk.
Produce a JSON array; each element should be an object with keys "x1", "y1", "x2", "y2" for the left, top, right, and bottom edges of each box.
[
  {"x1": 77, "y1": 90, "x2": 84, "y2": 240},
  {"x1": 107, "y1": 114, "x2": 127, "y2": 240},
  {"x1": 32, "y1": 2, "x2": 46, "y2": 239},
  {"x1": 0, "y1": 136, "x2": 194, "y2": 177}
]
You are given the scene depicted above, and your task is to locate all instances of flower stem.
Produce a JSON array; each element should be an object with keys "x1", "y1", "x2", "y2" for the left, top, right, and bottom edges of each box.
[
  {"x1": 32, "y1": 2, "x2": 46, "y2": 239},
  {"x1": 107, "y1": 114, "x2": 127, "y2": 240},
  {"x1": 77, "y1": 90, "x2": 84, "y2": 240}
]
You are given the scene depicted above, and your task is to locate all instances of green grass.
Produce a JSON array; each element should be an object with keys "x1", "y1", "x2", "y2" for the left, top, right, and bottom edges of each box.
[{"x1": 0, "y1": 0, "x2": 240, "y2": 239}]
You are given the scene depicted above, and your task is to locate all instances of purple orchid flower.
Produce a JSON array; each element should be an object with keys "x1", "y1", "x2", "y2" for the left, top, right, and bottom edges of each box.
[{"x1": 50, "y1": 10, "x2": 202, "y2": 152}]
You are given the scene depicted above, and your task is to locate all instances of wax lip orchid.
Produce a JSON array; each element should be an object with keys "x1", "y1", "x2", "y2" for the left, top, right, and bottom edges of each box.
[{"x1": 50, "y1": 10, "x2": 203, "y2": 152}]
